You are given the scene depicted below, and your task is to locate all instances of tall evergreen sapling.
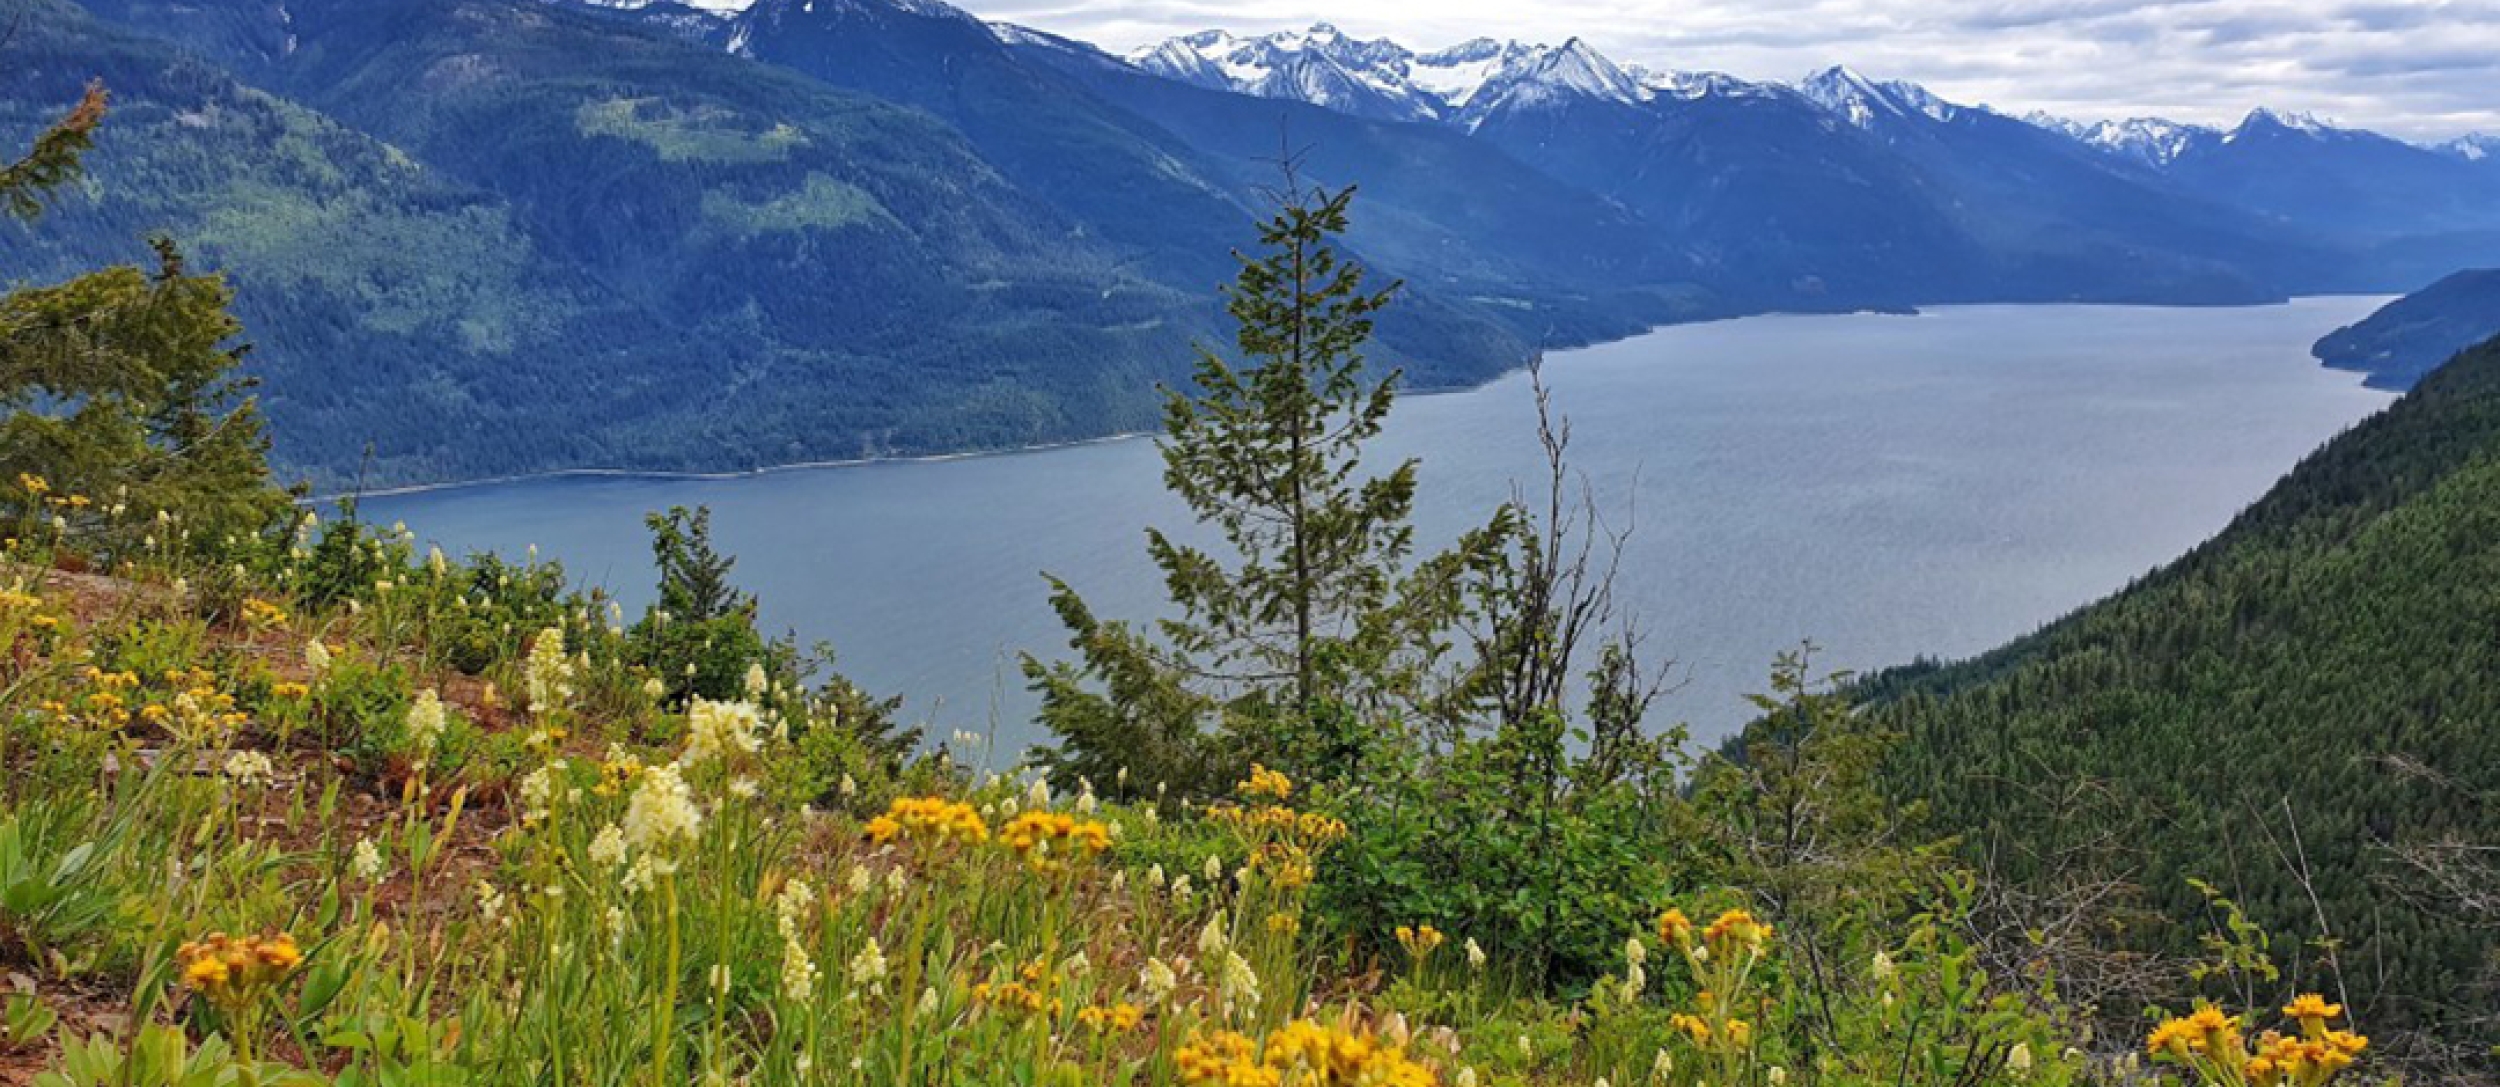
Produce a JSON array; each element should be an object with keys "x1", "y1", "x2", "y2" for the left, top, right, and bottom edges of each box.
[{"x1": 1029, "y1": 172, "x2": 1495, "y2": 792}]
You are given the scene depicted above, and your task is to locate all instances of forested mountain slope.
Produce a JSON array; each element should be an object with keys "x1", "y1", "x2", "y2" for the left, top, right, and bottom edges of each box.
[
  {"x1": 2314, "y1": 270, "x2": 2500, "y2": 389},
  {"x1": 7, "y1": 0, "x2": 1534, "y2": 486},
  {"x1": 0, "y1": 0, "x2": 672, "y2": 485},
  {"x1": 1861, "y1": 335, "x2": 2500, "y2": 1056}
]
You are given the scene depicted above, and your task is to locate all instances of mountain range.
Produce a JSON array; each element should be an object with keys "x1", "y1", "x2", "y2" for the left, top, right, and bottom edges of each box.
[{"x1": 5, "y1": 0, "x2": 2496, "y2": 486}]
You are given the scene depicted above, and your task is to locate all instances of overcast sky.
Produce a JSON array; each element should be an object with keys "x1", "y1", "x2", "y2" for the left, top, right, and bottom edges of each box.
[{"x1": 958, "y1": 0, "x2": 2497, "y2": 141}]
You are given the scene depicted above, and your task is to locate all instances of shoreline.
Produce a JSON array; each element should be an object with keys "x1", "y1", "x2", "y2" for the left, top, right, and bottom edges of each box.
[{"x1": 313, "y1": 294, "x2": 2374, "y2": 505}]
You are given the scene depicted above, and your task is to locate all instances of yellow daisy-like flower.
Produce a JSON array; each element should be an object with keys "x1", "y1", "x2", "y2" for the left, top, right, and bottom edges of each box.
[{"x1": 2283, "y1": 993, "x2": 2342, "y2": 1030}]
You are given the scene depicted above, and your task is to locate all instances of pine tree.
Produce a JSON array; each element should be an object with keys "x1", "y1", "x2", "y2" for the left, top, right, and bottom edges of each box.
[{"x1": 1029, "y1": 172, "x2": 1495, "y2": 792}]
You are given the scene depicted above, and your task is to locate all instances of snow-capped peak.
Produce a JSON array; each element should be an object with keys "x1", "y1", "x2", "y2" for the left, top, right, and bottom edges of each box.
[
  {"x1": 1638, "y1": 67, "x2": 1773, "y2": 102},
  {"x1": 1526, "y1": 38, "x2": 1644, "y2": 103},
  {"x1": 2076, "y1": 117, "x2": 2221, "y2": 167},
  {"x1": 1127, "y1": 27, "x2": 1651, "y2": 124},
  {"x1": 2233, "y1": 107, "x2": 2340, "y2": 139},
  {"x1": 574, "y1": 0, "x2": 755, "y2": 12},
  {"x1": 1407, "y1": 37, "x2": 1542, "y2": 108},
  {"x1": 1797, "y1": 65, "x2": 1958, "y2": 127},
  {"x1": 2439, "y1": 133, "x2": 2498, "y2": 162},
  {"x1": 1129, "y1": 23, "x2": 1446, "y2": 121}
]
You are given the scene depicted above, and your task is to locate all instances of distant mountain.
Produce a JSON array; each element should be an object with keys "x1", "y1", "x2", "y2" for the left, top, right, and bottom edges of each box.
[
  {"x1": 1121, "y1": 25, "x2": 2481, "y2": 299},
  {"x1": 1779, "y1": 71, "x2": 2340, "y2": 300},
  {"x1": 2019, "y1": 107, "x2": 2500, "y2": 283},
  {"x1": 2313, "y1": 270, "x2": 2500, "y2": 389},
  {"x1": 1128, "y1": 25, "x2": 1449, "y2": 123},
  {"x1": 1122, "y1": 25, "x2": 1657, "y2": 126},
  {"x1": 987, "y1": 22, "x2": 1740, "y2": 337},
  {"x1": 13, "y1": 0, "x2": 1253, "y2": 485},
  {"x1": 702, "y1": 0, "x2": 1679, "y2": 356},
  {"x1": 23, "y1": 0, "x2": 2500, "y2": 485},
  {"x1": 2078, "y1": 118, "x2": 2221, "y2": 168},
  {"x1": 2435, "y1": 133, "x2": 2499, "y2": 166},
  {"x1": 1863, "y1": 330, "x2": 2500, "y2": 1052},
  {"x1": 1796, "y1": 64, "x2": 1960, "y2": 126}
]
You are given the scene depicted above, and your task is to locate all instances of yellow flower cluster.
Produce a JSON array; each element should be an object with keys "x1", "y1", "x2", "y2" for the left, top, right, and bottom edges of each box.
[
  {"x1": 1656, "y1": 907, "x2": 1693, "y2": 945},
  {"x1": 1249, "y1": 843, "x2": 1316, "y2": 890},
  {"x1": 1210, "y1": 805, "x2": 1349, "y2": 848},
  {"x1": 240, "y1": 597, "x2": 289, "y2": 630},
  {"x1": 1175, "y1": 1021, "x2": 1439, "y2": 1087},
  {"x1": 972, "y1": 959, "x2": 1063, "y2": 1016},
  {"x1": 2148, "y1": 996, "x2": 2366, "y2": 1087},
  {"x1": 1669, "y1": 1012, "x2": 1753, "y2": 1049},
  {"x1": 1657, "y1": 905, "x2": 1772, "y2": 956},
  {"x1": 2148, "y1": 1006, "x2": 2242, "y2": 1060},
  {"x1": 178, "y1": 932, "x2": 304, "y2": 1011},
  {"x1": 1701, "y1": 908, "x2": 1771, "y2": 951},
  {"x1": 1, "y1": 586, "x2": 47, "y2": 618},
  {"x1": 970, "y1": 980, "x2": 1059, "y2": 1016},
  {"x1": 998, "y1": 811, "x2": 1112, "y2": 872},
  {"x1": 1076, "y1": 1002, "x2": 1144, "y2": 1033},
  {"x1": 1238, "y1": 763, "x2": 1294, "y2": 801},
  {"x1": 593, "y1": 752, "x2": 643, "y2": 797},
  {"x1": 1395, "y1": 924, "x2": 1445, "y2": 961},
  {"x1": 865, "y1": 796, "x2": 990, "y2": 847}
]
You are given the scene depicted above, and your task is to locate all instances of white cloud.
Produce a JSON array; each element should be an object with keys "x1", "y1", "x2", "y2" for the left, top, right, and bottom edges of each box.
[{"x1": 960, "y1": 0, "x2": 2500, "y2": 140}]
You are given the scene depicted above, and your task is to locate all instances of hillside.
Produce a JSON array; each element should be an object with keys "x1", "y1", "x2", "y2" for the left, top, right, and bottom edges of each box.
[
  {"x1": 1861, "y1": 334, "x2": 2500, "y2": 1059},
  {"x1": 8, "y1": 0, "x2": 1539, "y2": 487},
  {"x1": 2313, "y1": 270, "x2": 2500, "y2": 389}
]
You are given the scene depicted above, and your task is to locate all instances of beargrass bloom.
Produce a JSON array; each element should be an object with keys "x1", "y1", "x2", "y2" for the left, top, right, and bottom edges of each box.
[
  {"x1": 622, "y1": 762, "x2": 701, "y2": 865},
  {"x1": 406, "y1": 689, "x2": 447, "y2": 760}
]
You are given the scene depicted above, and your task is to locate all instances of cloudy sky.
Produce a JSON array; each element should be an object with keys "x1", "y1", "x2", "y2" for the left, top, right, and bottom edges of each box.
[{"x1": 957, "y1": 0, "x2": 2497, "y2": 141}]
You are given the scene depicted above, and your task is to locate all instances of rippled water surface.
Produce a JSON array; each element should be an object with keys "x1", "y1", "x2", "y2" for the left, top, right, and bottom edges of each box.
[{"x1": 368, "y1": 298, "x2": 2395, "y2": 754}]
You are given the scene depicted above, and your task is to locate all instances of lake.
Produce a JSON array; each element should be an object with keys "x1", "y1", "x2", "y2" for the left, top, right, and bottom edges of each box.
[{"x1": 365, "y1": 298, "x2": 2395, "y2": 758}]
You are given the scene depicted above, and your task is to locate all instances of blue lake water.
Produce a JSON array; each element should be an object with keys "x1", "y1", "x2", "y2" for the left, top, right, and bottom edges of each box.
[{"x1": 365, "y1": 298, "x2": 2395, "y2": 757}]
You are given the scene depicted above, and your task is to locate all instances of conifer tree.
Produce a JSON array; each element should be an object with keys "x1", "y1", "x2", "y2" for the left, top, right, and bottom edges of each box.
[
  {"x1": 0, "y1": 81, "x2": 104, "y2": 222},
  {"x1": 2, "y1": 84, "x2": 287, "y2": 550},
  {"x1": 1030, "y1": 170, "x2": 1498, "y2": 791},
  {"x1": 647, "y1": 505, "x2": 749, "y2": 623}
]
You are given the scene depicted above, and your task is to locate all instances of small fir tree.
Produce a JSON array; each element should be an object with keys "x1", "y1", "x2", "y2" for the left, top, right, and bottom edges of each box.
[{"x1": 1029, "y1": 170, "x2": 1498, "y2": 792}]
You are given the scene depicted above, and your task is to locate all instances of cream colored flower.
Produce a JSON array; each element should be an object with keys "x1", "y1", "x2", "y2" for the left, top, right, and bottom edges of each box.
[
  {"x1": 848, "y1": 938, "x2": 889, "y2": 993},
  {"x1": 406, "y1": 689, "x2": 447, "y2": 760},
  {"x1": 524, "y1": 627, "x2": 573, "y2": 716},
  {"x1": 622, "y1": 762, "x2": 701, "y2": 857}
]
